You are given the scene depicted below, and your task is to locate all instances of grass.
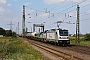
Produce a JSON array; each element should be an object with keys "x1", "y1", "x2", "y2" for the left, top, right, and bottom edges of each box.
[
  {"x1": 70, "y1": 36, "x2": 90, "y2": 46},
  {"x1": 1, "y1": 36, "x2": 89, "y2": 60},
  {"x1": 0, "y1": 37, "x2": 48, "y2": 60}
]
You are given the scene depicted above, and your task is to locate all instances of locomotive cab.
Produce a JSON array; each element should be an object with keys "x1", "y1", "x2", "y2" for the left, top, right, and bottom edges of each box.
[{"x1": 57, "y1": 29, "x2": 70, "y2": 46}]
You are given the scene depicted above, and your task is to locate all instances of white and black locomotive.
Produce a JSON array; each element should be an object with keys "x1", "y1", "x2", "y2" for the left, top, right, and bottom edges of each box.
[{"x1": 26, "y1": 28, "x2": 70, "y2": 46}]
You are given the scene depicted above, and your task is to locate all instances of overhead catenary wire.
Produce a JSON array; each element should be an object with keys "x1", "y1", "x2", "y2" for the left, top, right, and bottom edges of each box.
[
  {"x1": 26, "y1": 0, "x2": 89, "y2": 29},
  {"x1": 39, "y1": 9, "x2": 76, "y2": 24},
  {"x1": 39, "y1": 0, "x2": 87, "y2": 23},
  {"x1": 49, "y1": 0, "x2": 67, "y2": 11},
  {"x1": 57, "y1": 0, "x2": 87, "y2": 15},
  {"x1": 26, "y1": 0, "x2": 68, "y2": 24},
  {"x1": 25, "y1": 1, "x2": 70, "y2": 18},
  {"x1": 80, "y1": 18, "x2": 90, "y2": 22},
  {"x1": 51, "y1": 0, "x2": 90, "y2": 23},
  {"x1": 42, "y1": 0, "x2": 89, "y2": 33},
  {"x1": 26, "y1": 0, "x2": 67, "y2": 14}
]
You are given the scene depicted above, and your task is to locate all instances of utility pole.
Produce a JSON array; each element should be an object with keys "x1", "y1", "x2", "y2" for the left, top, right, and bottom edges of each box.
[
  {"x1": 16, "y1": 27, "x2": 17, "y2": 34},
  {"x1": 7, "y1": 21, "x2": 14, "y2": 31},
  {"x1": 76, "y1": 5, "x2": 80, "y2": 44},
  {"x1": 22, "y1": 5, "x2": 25, "y2": 38},
  {"x1": 26, "y1": 27, "x2": 28, "y2": 33},
  {"x1": 18, "y1": 22, "x2": 19, "y2": 35}
]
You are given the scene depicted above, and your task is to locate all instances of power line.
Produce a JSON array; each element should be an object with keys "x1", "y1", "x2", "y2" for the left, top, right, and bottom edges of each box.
[
  {"x1": 25, "y1": 0, "x2": 69, "y2": 23},
  {"x1": 38, "y1": 0, "x2": 87, "y2": 23},
  {"x1": 80, "y1": 0, "x2": 90, "y2": 8},
  {"x1": 57, "y1": 0, "x2": 86, "y2": 15},
  {"x1": 80, "y1": 18, "x2": 90, "y2": 21},
  {"x1": 52, "y1": 1, "x2": 87, "y2": 23},
  {"x1": 49, "y1": 1, "x2": 75, "y2": 12},
  {"x1": 49, "y1": 0, "x2": 67, "y2": 11},
  {"x1": 80, "y1": 12, "x2": 90, "y2": 16},
  {"x1": 26, "y1": 6, "x2": 45, "y2": 12},
  {"x1": 39, "y1": 10, "x2": 76, "y2": 25},
  {"x1": 25, "y1": 0, "x2": 87, "y2": 29},
  {"x1": 7, "y1": 21, "x2": 14, "y2": 31}
]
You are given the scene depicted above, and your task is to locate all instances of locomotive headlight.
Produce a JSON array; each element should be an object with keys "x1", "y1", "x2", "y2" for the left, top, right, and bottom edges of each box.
[
  {"x1": 60, "y1": 37, "x2": 62, "y2": 39},
  {"x1": 67, "y1": 37, "x2": 69, "y2": 39}
]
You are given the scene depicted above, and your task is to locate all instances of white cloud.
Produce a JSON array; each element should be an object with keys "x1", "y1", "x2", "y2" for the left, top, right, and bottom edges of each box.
[
  {"x1": 0, "y1": 7, "x2": 13, "y2": 15},
  {"x1": 0, "y1": 7, "x2": 5, "y2": 14},
  {"x1": 69, "y1": 12, "x2": 74, "y2": 16},
  {"x1": 44, "y1": 0, "x2": 87, "y2": 5},
  {"x1": 80, "y1": 1, "x2": 90, "y2": 7},
  {"x1": 7, "y1": 3, "x2": 11, "y2": 6},
  {"x1": 0, "y1": 16, "x2": 19, "y2": 22},
  {"x1": 39, "y1": 13, "x2": 49, "y2": 17},
  {"x1": 6, "y1": 9, "x2": 13, "y2": 14},
  {"x1": 24, "y1": 2, "x2": 32, "y2": 6},
  {"x1": 86, "y1": 10, "x2": 90, "y2": 13},
  {"x1": 26, "y1": 9, "x2": 35, "y2": 20},
  {"x1": 44, "y1": 0, "x2": 66, "y2": 4},
  {"x1": 73, "y1": 0, "x2": 83, "y2": 2},
  {"x1": 0, "y1": 0, "x2": 6, "y2": 4},
  {"x1": 12, "y1": 17, "x2": 19, "y2": 22},
  {"x1": 27, "y1": 9, "x2": 35, "y2": 13}
]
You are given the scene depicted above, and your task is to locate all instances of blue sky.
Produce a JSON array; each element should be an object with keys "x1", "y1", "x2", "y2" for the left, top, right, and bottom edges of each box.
[{"x1": 0, "y1": 0, "x2": 90, "y2": 34}]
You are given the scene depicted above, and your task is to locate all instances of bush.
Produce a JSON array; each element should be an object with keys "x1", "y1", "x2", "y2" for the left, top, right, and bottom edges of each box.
[
  {"x1": 12, "y1": 32, "x2": 17, "y2": 37},
  {"x1": 0, "y1": 27, "x2": 6, "y2": 36},
  {"x1": 84, "y1": 33, "x2": 90, "y2": 41},
  {"x1": 5, "y1": 30, "x2": 12, "y2": 37},
  {"x1": 5, "y1": 39, "x2": 44, "y2": 60},
  {"x1": 0, "y1": 27, "x2": 17, "y2": 37},
  {"x1": 0, "y1": 37, "x2": 47, "y2": 60},
  {"x1": 5, "y1": 30, "x2": 17, "y2": 37}
]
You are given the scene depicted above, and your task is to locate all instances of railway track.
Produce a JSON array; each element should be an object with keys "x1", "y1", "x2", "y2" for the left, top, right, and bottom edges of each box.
[
  {"x1": 67, "y1": 44, "x2": 90, "y2": 55},
  {"x1": 27, "y1": 40, "x2": 84, "y2": 60}
]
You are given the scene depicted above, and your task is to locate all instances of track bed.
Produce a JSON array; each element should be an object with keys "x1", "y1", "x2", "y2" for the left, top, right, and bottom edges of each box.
[{"x1": 26, "y1": 39, "x2": 90, "y2": 60}]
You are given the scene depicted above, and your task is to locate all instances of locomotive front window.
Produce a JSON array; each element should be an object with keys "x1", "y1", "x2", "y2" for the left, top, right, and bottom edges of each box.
[{"x1": 59, "y1": 30, "x2": 68, "y2": 36}]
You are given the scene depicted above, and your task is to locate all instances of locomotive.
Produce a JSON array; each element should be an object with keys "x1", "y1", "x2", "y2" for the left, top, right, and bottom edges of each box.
[{"x1": 26, "y1": 28, "x2": 70, "y2": 46}]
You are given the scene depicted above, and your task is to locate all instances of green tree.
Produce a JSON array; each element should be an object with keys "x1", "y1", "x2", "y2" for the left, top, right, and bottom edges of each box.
[
  {"x1": 12, "y1": 32, "x2": 17, "y2": 37},
  {"x1": 85, "y1": 33, "x2": 90, "y2": 41},
  {"x1": 5, "y1": 30, "x2": 12, "y2": 37},
  {"x1": 0, "y1": 27, "x2": 6, "y2": 36}
]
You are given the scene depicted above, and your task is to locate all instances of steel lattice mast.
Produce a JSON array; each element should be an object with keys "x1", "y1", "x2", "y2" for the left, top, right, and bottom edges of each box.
[
  {"x1": 76, "y1": 5, "x2": 80, "y2": 44},
  {"x1": 22, "y1": 5, "x2": 25, "y2": 37}
]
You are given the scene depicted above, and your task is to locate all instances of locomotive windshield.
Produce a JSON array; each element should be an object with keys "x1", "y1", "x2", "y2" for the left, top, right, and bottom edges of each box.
[{"x1": 59, "y1": 30, "x2": 68, "y2": 36}]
